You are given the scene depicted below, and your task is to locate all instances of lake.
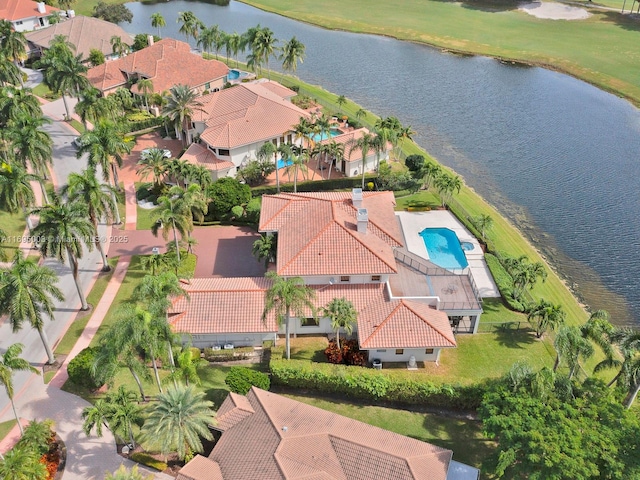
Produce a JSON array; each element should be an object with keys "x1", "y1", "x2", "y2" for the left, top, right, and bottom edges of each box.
[{"x1": 123, "y1": 0, "x2": 640, "y2": 325}]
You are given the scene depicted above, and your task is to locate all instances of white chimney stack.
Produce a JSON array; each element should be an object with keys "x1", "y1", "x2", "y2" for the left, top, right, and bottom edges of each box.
[
  {"x1": 37, "y1": 2, "x2": 46, "y2": 13},
  {"x1": 352, "y1": 187, "x2": 363, "y2": 208},
  {"x1": 147, "y1": 35, "x2": 154, "y2": 47},
  {"x1": 357, "y1": 208, "x2": 368, "y2": 234}
]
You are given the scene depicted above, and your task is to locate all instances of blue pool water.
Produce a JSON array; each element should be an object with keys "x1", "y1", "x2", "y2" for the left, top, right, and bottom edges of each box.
[
  {"x1": 277, "y1": 158, "x2": 293, "y2": 169},
  {"x1": 228, "y1": 69, "x2": 240, "y2": 80},
  {"x1": 309, "y1": 129, "x2": 342, "y2": 142},
  {"x1": 419, "y1": 228, "x2": 469, "y2": 270}
]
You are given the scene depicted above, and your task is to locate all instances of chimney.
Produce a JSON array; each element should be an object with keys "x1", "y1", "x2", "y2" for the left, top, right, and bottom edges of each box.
[
  {"x1": 37, "y1": 2, "x2": 46, "y2": 13},
  {"x1": 352, "y1": 187, "x2": 363, "y2": 208},
  {"x1": 147, "y1": 35, "x2": 154, "y2": 47},
  {"x1": 357, "y1": 208, "x2": 368, "y2": 234}
]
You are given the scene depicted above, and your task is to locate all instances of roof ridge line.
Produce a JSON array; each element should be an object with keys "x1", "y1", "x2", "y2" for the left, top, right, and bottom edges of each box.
[
  {"x1": 401, "y1": 299, "x2": 457, "y2": 346},
  {"x1": 338, "y1": 218, "x2": 398, "y2": 273},
  {"x1": 360, "y1": 301, "x2": 402, "y2": 348}
]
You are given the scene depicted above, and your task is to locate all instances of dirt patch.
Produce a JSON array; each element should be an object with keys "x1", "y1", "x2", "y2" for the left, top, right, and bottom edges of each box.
[{"x1": 519, "y1": 1, "x2": 591, "y2": 19}]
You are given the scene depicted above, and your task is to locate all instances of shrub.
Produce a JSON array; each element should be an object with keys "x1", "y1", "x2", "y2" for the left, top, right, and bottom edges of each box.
[
  {"x1": 324, "y1": 340, "x2": 368, "y2": 366},
  {"x1": 130, "y1": 452, "x2": 168, "y2": 472},
  {"x1": 251, "y1": 176, "x2": 376, "y2": 196},
  {"x1": 207, "y1": 177, "x2": 251, "y2": 221},
  {"x1": 485, "y1": 253, "x2": 526, "y2": 312},
  {"x1": 405, "y1": 154, "x2": 426, "y2": 172},
  {"x1": 67, "y1": 347, "x2": 102, "y2": 390},
  {"x1": 203, "y1": 347, "x2": 253, "y2": 362},
  {"x1": 324, "y1": 342, "x2": 343, "y2": 364},
  {"x1": 225, "y1": 367, "x2": 270, "y2": 394}
]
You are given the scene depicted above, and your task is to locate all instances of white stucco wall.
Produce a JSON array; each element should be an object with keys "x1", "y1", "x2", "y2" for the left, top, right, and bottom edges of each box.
[
  {"x1": 185, "y1": 332, "x2": 275, "y2": 349},
  {"x1": 301, "y1": 274, "x2": 390, "y2": 286},
  {"x1": 343, "y1": 151, "x2": 386, "y2": 178},
  {"x1": 366, "y1": 348, "x2": 443, "y2": 363}
]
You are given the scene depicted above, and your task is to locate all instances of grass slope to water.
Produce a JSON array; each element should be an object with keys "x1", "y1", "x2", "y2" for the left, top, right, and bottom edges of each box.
[{"x1": 240, "y1": 0, "x2": 640, "y2": 105}]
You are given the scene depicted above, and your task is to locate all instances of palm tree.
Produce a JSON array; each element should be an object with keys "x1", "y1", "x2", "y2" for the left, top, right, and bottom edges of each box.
[
  {"x1": 142, "y1": 386, "x2": 214, "y2": 461},
  {"x1": 197, "y1": 25, "x2": 218, "y2": 56},
  {"x1": 323, "y1": 298, "x2": 357, "y2": 350},
  {"x1": 0, "y1": 86, "x2": 42, "y2": 125},
  {"x1": 581, "y1": 310, "x2": 617, "y2": 367},
  {"x1": 1, "y1": 27, "x2": 27, "y2": 71},
  {"x1": 110, "y1": 35, "x2": 129, "y2": 57},
  {"x1": 150, "y1": 12, "x2": 166, "y2": 38},
  {"x1": 0, "y1": 162, "x2": 39, "y2": 230},
  {"x1": 151, "y1": 189, "x2": 192, "y2": 262},
  {"x1": 0, "y1": 53, "x2": 23, "y2": 87},
  {"x1": 32, "y1": 195, "x2": 94, "y2": 311},
  {"x1": 0, "y1": 343, "x2": 39, "y2": 434},
  {"x1": 177, "y1": 11, "x2": 203, "y2": 43},
  {"x1": 355, "y1": 108, "x2": 366, "y2": 121},
  {"x1": 74, "y1": 87, "x2": 109, "y2": 129},
  {"x1": 140, "y1": 252, "x2": 178, "y2": 277},
  {"x1": 254, "y1": 27, "x2": 277, "y2": 79},
  {"x1": 474, "y1": 214, "x2": 493, "y2": 240},
  {"x1": 336, "y1": 95, "x2": 347, "y2": 110},
  {"x1": 9, "y1": 114, "x2": 53, "y2": 182},
  {"x1": 164, "y1": 84, "x2": 203, "y2": 146},
  {"x1": 81, "y1": 398, "x2": 111, "y2": 438},
  {"x1": 421, "y1": 162, "x2": 442, "y2": 191},
  {"x1": 504, "y1": 255, "x2": 547, "y2": 300},
  {"x1": 63, "y1": 168, "x2": 118, "y2": 271},
  {"x1": 0, "y1": 445, "x2": 47, "y2": 479},
  {"x1": 165, "y1": 346, "x2": 202, "y2": 388},
  {"x1": 349, "y1": 132, "x2": 375, "y2": 189},
  {"x1": 293, "y1": 117, "x2": 313, "y2": 150},
  {"x1": 434, "y1": 173, "x2": 462, "y2": 208},
  {"x1": 527, "y1": 299, "x2": 566, "y2": 339},
  {"x1": 106, "y1": 386, "x2": 144, "y2": 448},
  {"x1": 137, "y1": 147, "x2": 170, "y2": 190},
  {"x1": 262, "y1": 272, "x2": 317, "y2": 360},
  {"x1": 553, "y1": 325, "x2": 594, "y2": 379},
  {"x1": 106, "y1": 465, "x2": 152, "y2": 480},
  {"x1": 281, "y1": 36, "x2": 306, "y2": 74},
  {"x1": 133, "y1": 271, "x2": 187, "y2": 325},
  {"x1": 0, "y1": 252, "x2": 64, "y2": 364},
  {"x1": 252, "y1": 234, "x2": 276, "y2": 267},
  {"x1": 175, "y1": 183, "x2": 208, "y2": 228},
  {"x1": 136, "y1": 78, "x2": 154, "y2": 111},
  {"x1": 76, "y1": 119, "x2": 133, "y2": 191},
  {"x1": 258, "y1": 141, "x2": 279, "y2": 193}
]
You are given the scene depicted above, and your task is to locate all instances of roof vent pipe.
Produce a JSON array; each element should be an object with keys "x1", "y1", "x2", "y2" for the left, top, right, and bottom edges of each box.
[
  {"x1": 37, "y1": 2, "x2": 46, "y2": 13},
  {"x1": 147, "y1": 35, "x2": 154, "y2": 47},
  {"x1": 352, "y1": 187, "x2": 363, "y2": 208},
  {"x1": 357, "y1": 208, "x2": 368, "y2": 234}
]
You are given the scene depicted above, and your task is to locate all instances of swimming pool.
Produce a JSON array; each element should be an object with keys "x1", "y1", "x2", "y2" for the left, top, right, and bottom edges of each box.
[
  {"x1": 419, "y1": 228, "x2": 469, "y2": 270},
  {"x1": 309, "y1": 128, "x2": 342, "y2": 142},
  {"x1": 228, "y1": 69, "x2": 250, "y2": 81},
  {"x1": 277, "y1": 158, "x2": 293, "y2": 169}
]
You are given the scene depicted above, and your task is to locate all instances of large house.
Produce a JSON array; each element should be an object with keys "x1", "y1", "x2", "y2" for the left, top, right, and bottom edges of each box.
[
  {"x1": 169, "y1": 190, "x2": 483, "y2": 364},
  {"x1": 180, "y1": 79, "x2": 388, "y2": 180},
  {"x1": 86, "y1": 38, "x2": 228, "y2": 97},
  {"x1": 176, "y1": 387, "x2": 479, "y2": 480},
  {"x1": 25, "y1": 15, "x2": 132, "y2": 63},
  {"x1": 0, "y1": 0, "x2": 59, "y2": 32}
]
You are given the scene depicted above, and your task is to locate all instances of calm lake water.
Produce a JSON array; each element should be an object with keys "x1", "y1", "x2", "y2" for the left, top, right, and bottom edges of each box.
[{"x1": 124, "y1": 1, "x2": 640, "y2": 326}]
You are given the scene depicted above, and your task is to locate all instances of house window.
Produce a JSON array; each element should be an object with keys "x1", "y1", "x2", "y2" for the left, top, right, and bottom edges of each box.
[
  {"x1": 301, "y1": 318, "x2": 317, "y2": 327},
  {"x1": 425, "y1": 348, "x2": 434, "y2": 355},
  {"x1": 340, "y1": 276, "x2": 350, "y2": 283},
  {"x1": 371, "y1": 275, "x2": 381, "y2": 282},
  {"x1": 15, "y1": 21, "x2": 23, "y2": 25},
  {"x1": 205, "y1": 82, "x2": 211, "y2": 89},
  {"x1": 287, "y1": 134, "x2": 293, "y2": 143},
  {"x1": 272, "y1": 139, "x2": 278, "y2": 146},
  {"x1": 218, "y1": 149, "x2": 230, "y2": 157},
  {"x1": 376, "y1": 349, "x2": 387, "y2": 353},
  {"x1": 280, "y1": 136, "x2": 285, "y2": 144},
  {"x1": 191, "y1": 122, "x2": 196, "y2": 129},
  {"x1": 395, "y1": 349, "x2": 404, "y2": 355}
]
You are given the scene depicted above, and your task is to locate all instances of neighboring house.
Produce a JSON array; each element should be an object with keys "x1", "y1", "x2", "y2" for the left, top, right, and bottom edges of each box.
[
  {"x1": 169, "y1": 190, "x2": 484, "y2": 363},
  {"x1": 319, "y1": 127, "x2": 389, "y2": 177},
  {"x1": 0, "y1": 0, "x2": 59, "y2": 32},
  {"x1": 181, "y1": 80, "x2": 310, "y2": 178},
  {"x1": 86, "y1": 38, "x2": 228, "y2": 97},
  {"x1": 176, "y1": 387, "x2": 480, "y2": 480},
  {"x1": 25, "y1": 15, "x2": 132, "y2": 62}
]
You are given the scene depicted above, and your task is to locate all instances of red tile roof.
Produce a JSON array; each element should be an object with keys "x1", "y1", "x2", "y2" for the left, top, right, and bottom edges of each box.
[
  {"x1": 86, "y1": 38, "x2": 228, "y2": 94},
  {"x1": 259, "y1": 191, "x2": 404, "y2": 277},
  {"x1": 180, "y1": 143, "x2": 235, "y2": 171},
  {"x1": 195, "y1": 81, "x2": 310, "y2": 149},
  {"x1": 25, "y1": 15, "x2": 131, "y2": 60},
  {"x1": 0, "y1": 0, "x2": 58, "y2": 21},
  {"x1": 176, "y1": 455, "x2": 223, "y2": 480},
  {"x1": 215, "y1": 392, "x2": 256, "y2": 431},
  {"x1": 190, "y1": 388, "x2": 452, "y2": 480}
]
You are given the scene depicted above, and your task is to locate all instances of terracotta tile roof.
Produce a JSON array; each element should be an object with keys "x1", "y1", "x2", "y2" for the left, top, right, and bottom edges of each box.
[
  {"x1": 25, "y1": 15, "x2": 131, "y2": 60},
  {"x1": 259, "y1": 192, "x2": 404, "y2": 277},
  {"x1": 197, "y1": 388, "x2": 452, "y2": 479},
  {"x1": 86, "y1": 38, "x2": 228, "y2": 94},
  {"x1": 358, "y1": 298, "x2": 457, "y2": 349},
  {"x1": 176, "y1": 455, "x2": 223, "y2": 480},
  {"x1": 168, "y1": 277, "x2": 278, "y2": 334},
  {"x1": 0, "y1": 0, "x2": 58, "y2": 21},
  {"x1": 216, "y1": 392, "x2": 256, "y2": 431},
  {"x1": 180, "y1": 143, "x2": 235, "y2": 171},
  {"x1": 196, "y1": 81, "x2": 310, "y2": 149}
]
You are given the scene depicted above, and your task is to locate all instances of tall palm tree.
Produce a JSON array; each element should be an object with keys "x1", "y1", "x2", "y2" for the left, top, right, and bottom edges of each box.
[
  {"x1": 74, "y1": 87, "x2": 109, "y2": 129},
  {"x1": 151, "y1": 188, "x2": 192, "y2": 262},
  {"x1": 527, "y1": 299, "x2": 566, "y2": 339},
  {"x1": 323, "y1": 298, "x2": 357, "y2": 350},
  {"x1": 327, "y1": 140, "x2": 344, "y2": 180},
  {"x1": 0, "y1": 343, "x2": 39, "y2": 434},
  {"x1": 9, "y1": 114, "x2": 53, "y2": 182},
  {"x1": 165, "y1": 346, "x2": 202, "y2": 388},
  {"x1": 553, "y1": 325, "x2": 594, "y2": 379},
  {"x1": 254, "y1": 27, "x2": 277, "y2": 79},
  {"x1": 81, "y1": 398, "x2": 111, "y2": 438},
  {"x1": 0, "y1": 162, "x2": 39, "y2": 230},
  {"x1": 110, "y1": 35, "x2": 130, "y2": 57},
  {"x1": 0, "y1": 86, "x2": 42, "y2": 125},
  {"x1": 105, "y1": 386, "x2": 143, "y2": 448},
  {"x1": 293, "y1": 116, "x2": 313, "y2": 150},
  {"x1": 164, "y1": 84, "x2": 203, "y2": 146},
  {"x1": 258, "y1": 141, "x2": 279, "y2": 193},
  {"x1": 142, "y1": 386, "x2": 214, "y2": 461},
  {"x1": 1, "y1": 27, "x2": 27, "y2": 72},
  {"x1": 137, "y1": 147, "x2": 170, "y2": 190},
  {"x1": 252, "y1": 234, "x2": 276, "y2": 267},
  {"x1": 150, "y1": 12, "x2": 166, "y2": 38},
  {"x1": 0, "y1": 53, "x2": 23, "y2": 87},
  {"x1": 228, "y1": 31, "x2": 242, "y2": 67},
  {"x1": 285, "y1": 153, "x2": 307, "y2": 192},
  {"x1": 136, "y1": 77, "x2": 154, "y2": 111},
  {"x1": 32, "y1": 195, "x2": 94, "y2": 311},
  {"x1": 474, "y1": 214, "x2": 494, "y2": 240},
  {"x1": 77, "y1": 118, "x2": 133, "y2": 191},
  {"x1": 177, "y1": 11, "x2": 203, "y2": 43},
  {"x1": 262, "y1": 272, "x2": 317, "y2": 360},
  {"x1": 434, "y1": 172, "x2": 463, "y2": 208},
  {"x1": 176, "y1": 183, "x2": 208, "y2": 227},
  {"x1": 197, "y1": 25, "x2": 219, "y2": 56},
  {"x1": 421, "y1": 162, "x2": 442, "y2": 191},
  {"x1": 63, "y1": 168, "x2": 118, "y2": 271},
  {"x1": 349, "y1": 132, "x2": 374, "y2": 189}
]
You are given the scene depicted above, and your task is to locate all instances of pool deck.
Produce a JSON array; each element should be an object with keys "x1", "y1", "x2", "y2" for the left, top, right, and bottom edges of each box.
[{"x1": 396, "y1": 210, "x2": 500, "y2": 298}]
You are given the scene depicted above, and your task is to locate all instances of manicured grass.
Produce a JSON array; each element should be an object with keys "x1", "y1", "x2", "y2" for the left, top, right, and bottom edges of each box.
[
  {"x1": 31, "y1": 83, "x2": 58, "y2": 100},
  {"x1": 43, "y1": 371, "x2": 56, "y2": 384},
  {"x1": 240, "y1": 0, "x2": 640, "y2": 105},
  {"x1": 0, "y1": 419, "x2": 16, "y2": 442},
  {"x1": 284, "y1": 393, "x2": 492, "y2": 468},
  {"x1": 69, "y1": 119, "x2": 85, "y2": 133},
  {"x1": 74, "y1": 0, "x2": 130, "y2": 16},
  {"x1": 137, "y1": 205, "x2": 158, "y2": 230},
  {"x1": 0, "y1": 210, "x2": 27, "y2": 254},
  {"x1": 289, "y1": 336, "x2": 328, "y2": 362},
  {"x1": 53, "y1": 257, "x2": 119, "y2": 356},
  {"x1": 394, "y1": 191, "x2": 440, "y2": 210}
]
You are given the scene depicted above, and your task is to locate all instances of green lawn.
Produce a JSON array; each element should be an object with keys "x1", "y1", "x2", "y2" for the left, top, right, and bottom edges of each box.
[
  {"x1": 31, "y1": 83, "x2": 58, "y2": 100},
  {"x1": 0, "y1": 419, "x2": 16, "y2": 442},
  {"x1": 69, "y1": 119, "x2": 85, "y2": 133},
  {"x1": 0, "y1": 210, "x2": 27, "y2": 255},
  {"x1": 53, "y1": 257, "x2": 119, "y2": 356},
  {"x1": 240, "y1": 0, "x2": 640, "y2": 106},
  {"x1": 74, "y1": 0, "x2": 130, "y2": 16},
  {"x1": 137, "y1": 205, "x2": 158, "y2": 230},
  {"x1": 284, "y1": 393, "x2": 492, "y2": 469}
]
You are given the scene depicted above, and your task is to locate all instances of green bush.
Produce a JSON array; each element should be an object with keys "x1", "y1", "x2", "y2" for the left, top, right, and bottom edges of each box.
[
  {"x1": 270, "y1": 353, "x2": 485, "y2": 409},
  {"x1": 251, "y1": 175, "x2": 376, "y2": 197},
  {"x1": 405, "y1": 154, "x2": 426, "y2": 172},
  {"x1": 203, "y1": 347, "x2": 253, "y2": 362},
  {"x1": 130, "y1": 452, "x2": 168, "y2": 472},
  {"x1": 67, "y1": 347, "x2": 102, "y2": 390},
  {"x1": 485, "y1": 253, "x2": 526, "y2": 312},
  {"x1": 225, "y1": 366, "x2": 270, "y2": 394}
]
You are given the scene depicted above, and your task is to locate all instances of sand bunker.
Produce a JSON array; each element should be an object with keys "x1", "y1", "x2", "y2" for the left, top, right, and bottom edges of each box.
[{"x1": 519, "y1": 1, "x2": 591, "y2": 20}]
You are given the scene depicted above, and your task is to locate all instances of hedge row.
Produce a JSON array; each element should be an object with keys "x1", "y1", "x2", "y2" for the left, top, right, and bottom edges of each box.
[
  {"x1": 122, "y1": 116, "x2": 165, "y2": 134},
  {"x1": 251, "y1": 175, "x2": 376, "y2": 197},
  {"x1": 130, "y1": 452, "x2": 168, "y2": 472},
  {"x1": 270, "y1": 350, "x2": 486, "y2": 410},
  {"x1": 484, "y1": 253, "x2": 526, "y2": 312}
]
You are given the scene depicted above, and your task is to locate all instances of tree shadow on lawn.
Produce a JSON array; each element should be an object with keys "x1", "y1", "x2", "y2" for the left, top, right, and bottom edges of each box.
[
  {"x1": 205, "y1": 387, "x2": 231, "y2": 410},
  {"x1": 596, "y1": 10, "x2": 640, "y2": 31},
  {"x1": 493, "y1": 327, "x2": 537, "y2": 349}
]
